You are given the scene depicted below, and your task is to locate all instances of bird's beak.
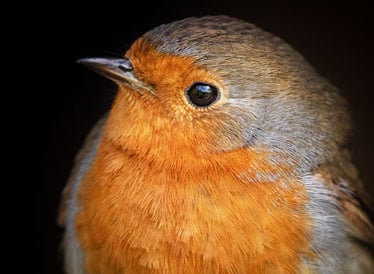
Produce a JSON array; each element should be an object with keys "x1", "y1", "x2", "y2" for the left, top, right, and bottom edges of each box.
[{"x1": 77, "y1": 57, "x2": 155, "y2": 94}]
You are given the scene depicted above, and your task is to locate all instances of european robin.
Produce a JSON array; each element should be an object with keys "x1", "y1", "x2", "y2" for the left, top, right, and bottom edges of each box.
[{"x1": 58, "y1": 15, "x2": 374, "y2": 273}]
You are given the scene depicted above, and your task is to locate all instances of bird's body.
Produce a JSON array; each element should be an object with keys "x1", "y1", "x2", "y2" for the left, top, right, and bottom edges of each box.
[{"x1": 59, "y1": 16, "x2": 373, "y2": 273}]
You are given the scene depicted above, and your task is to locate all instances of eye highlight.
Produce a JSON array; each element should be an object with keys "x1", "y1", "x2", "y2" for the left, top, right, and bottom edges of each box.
[{"x1": 185, "y1": 82, "x2": 219, "y2": 107}]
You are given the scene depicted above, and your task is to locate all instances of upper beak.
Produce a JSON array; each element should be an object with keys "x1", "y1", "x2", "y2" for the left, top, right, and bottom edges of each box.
[{"x1": 77, "y1": 57, "x2": 155, "y2": 94}]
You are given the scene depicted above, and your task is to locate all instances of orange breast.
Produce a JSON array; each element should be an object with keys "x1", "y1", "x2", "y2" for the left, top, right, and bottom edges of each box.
[{"x1": 76, "y1": 137, "x2": 313, "y2": 274}]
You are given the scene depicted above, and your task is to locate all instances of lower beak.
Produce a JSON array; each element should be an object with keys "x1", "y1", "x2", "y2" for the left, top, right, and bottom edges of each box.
[{"x1": 77, "y1": 57, "x2": 155, "y2": 94}]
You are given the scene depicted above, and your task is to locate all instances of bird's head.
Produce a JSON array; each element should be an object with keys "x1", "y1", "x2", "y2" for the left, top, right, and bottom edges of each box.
[{"x1": 79, "y1": 15, "x2": 350, "y2": 172}]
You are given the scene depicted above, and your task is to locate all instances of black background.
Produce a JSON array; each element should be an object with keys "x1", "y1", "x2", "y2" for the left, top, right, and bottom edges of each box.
[{"x1": 23, "y1": 2, "x2": 373, "y2": 274}]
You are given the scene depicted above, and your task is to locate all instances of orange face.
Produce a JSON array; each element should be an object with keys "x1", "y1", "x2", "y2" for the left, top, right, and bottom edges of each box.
[
  {"x1": 104, "y1": 37, "x2": 248, "y2": 162},
  {"x1": 76, "y1": 37, "x2": 314, "y2": 273}
]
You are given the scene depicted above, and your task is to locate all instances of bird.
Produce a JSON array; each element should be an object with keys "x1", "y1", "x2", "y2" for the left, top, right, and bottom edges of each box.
[{"x1": 58, "y1": 15, "x2": 374, "y2": 273}]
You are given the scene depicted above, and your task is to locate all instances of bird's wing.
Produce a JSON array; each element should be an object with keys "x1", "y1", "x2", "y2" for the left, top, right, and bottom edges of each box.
[
  {"x1": 310, "y1": 151, "x2": 373, "y2": 273},
  {"x1": 333, "y1": 177, "x2": 374, "y2": 246},
  {"x1": 57, "y1": 115, "x2": 108, "y2": 227},
  {"x1": 316, "y1": 152, "x2": 374, "y2": 262}
]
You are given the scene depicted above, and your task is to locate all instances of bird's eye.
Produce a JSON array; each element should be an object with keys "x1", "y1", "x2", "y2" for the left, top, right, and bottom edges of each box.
[{"x1": 185, "y1": 83, "x2": 219, "y2": 107}]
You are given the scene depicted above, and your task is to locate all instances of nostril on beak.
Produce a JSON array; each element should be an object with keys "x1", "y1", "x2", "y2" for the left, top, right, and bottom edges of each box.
[
  {"x1": 118, "y1": 65, "x2": 132, "y2": 72},
  {"x1": 117, "y1": 59, "x2": 133, "y2": 72}
]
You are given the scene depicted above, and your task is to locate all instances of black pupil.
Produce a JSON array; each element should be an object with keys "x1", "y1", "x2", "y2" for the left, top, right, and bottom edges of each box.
[{"x1": 187, "y1": 83, "x2": 218, "y2": 107}]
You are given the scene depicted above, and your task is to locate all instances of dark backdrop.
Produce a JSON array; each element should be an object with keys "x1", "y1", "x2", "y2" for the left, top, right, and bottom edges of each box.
[{"x1": 24, "y1": 3, "x2": 373, "y2": 274}]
